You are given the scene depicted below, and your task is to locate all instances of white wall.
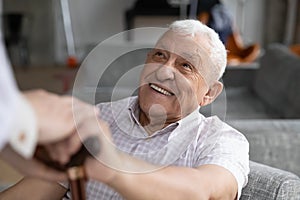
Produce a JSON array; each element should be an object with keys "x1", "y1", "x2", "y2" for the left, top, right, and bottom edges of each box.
[
  {"x1": 223, "y1": 0, "x2": 265, "y2": 45},
  {"x1": 54, "y1": 0, "x2": 136, "y2": 64}
]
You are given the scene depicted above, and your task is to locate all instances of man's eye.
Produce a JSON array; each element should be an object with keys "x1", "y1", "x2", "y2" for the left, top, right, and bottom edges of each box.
[
  {"x1": 154, "y1": 52, "x2": 164, "y2": 58},
  {"x1": 151, "y1": 51, "x2": 166, "y2": 62},
  {"x1": 182, "y1": 63, "x2": 192, "y2": 70}
]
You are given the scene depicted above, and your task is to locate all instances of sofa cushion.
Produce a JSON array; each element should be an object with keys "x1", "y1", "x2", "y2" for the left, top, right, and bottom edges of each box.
[
  {"x1": 227, "y1": 119, "x2": 300, "y2": 176},
  {"x1": 253, "y1": 43, "x2": 300, "y2": 118},
  {"x1": 241, "y1": 161, "x2": 300, "y2": 200}
]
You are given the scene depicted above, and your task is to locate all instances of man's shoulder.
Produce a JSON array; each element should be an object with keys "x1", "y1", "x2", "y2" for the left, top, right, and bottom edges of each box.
[
  {"x1": 200, "y1": 115, "x2": 225, "y2": 133},
  {"x1": 200, "y1": 115, "x2": 248, "y2": 144}
]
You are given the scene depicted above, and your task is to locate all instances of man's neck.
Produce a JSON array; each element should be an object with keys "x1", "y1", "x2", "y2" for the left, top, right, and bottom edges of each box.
[{"x1": 139, "y1": 111, "x2": 169, "y2": 135}]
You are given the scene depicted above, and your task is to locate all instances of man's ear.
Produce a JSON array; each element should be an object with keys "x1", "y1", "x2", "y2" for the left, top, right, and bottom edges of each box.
[{"x1": 200, "y1": 81, "x2": 223, "y2": 106}]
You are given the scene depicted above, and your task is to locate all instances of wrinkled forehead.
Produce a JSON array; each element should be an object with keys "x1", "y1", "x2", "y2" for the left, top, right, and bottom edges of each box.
[{"x1": 154, "y1": 30, "x2": 215, "y2": 84}]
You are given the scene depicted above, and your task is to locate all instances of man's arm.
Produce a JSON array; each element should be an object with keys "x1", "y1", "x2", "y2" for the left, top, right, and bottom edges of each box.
[
  {"x1": 0, "y1": 158, "x2": 237, "y2": 200},
  {"x1": 0, "y1": 177, "x2": 66, "y2": 200},
  {"x1": 114, "y1": 165, "x2": 237, "y2": 200},
  {"x1": 86, "y1": 155, "x2": 238, "y2": 200},
  {"x1": 82, "y1": 120, "x2": 239, "y2": 200}
]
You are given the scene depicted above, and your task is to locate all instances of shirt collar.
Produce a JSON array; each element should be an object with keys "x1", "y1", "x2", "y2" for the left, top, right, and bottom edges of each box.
[
  {"x1": 128, "y1": 96, "x2": 140, "y2": 125},
  {"x1": 128, "y1": 97, "x2": 178, "y2": 137},
  {"x1": 168, "y1": 106, "x2": 203, "y2": 141},
  {"x1": 127, "y1": 98, "x2": 203, "y2": 139}
]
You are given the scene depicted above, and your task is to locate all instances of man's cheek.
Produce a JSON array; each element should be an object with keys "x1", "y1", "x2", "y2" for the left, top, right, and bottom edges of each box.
[
  {"x1": 175, "y1": 77, "x2": 195, "y2": 97},
  {"x1": 176, "y1": 90, "x2": 199, "y2": 110},
  {"x1": 141, "y1": 64, "x2": 158, "y2": 80}
]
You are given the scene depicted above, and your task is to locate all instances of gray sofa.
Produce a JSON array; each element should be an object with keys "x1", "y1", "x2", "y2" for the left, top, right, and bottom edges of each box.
[
  {"x1": 218, "y1": 44, "x2": 300, "y2": 199},
  {"x1": 202, "y1": 43, "x2": 300, "y2": 120},
  {"x1": 241, "y1": 161, "x2": 300, "y2": 200},
  {"x1": 232, "y1": 119, "x2": 300, "y2": 199},
  {"x1": 210, "y1": 44, "x2": 300, "y2": 173}
]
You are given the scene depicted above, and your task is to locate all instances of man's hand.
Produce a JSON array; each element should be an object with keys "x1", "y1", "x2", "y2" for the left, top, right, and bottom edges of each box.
[
  {"x1": 23, "y1": 89, "x2": 96, "y2": 144},
  {"x1": 23, "y1": 89, "x2": 102, "y2": 164},
  {"x1": 0, "y1": 89, "x2": 101, "y2": 181}
]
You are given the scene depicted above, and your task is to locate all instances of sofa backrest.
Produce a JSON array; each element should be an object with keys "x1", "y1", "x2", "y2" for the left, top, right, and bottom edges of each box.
[
  {"x1": 253, "y1": 43, "x2": 300, "y2": 118},
  {"x1": 227, "y1": 119, "x2": 300, "y2": 176},
  {"x1": 241, "y1": 161, "x2": 300, "y2": 200}
]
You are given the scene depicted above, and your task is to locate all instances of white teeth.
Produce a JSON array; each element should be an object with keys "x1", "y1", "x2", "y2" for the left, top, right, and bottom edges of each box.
[{"x1": 150, "y1": 84, "x2": 172, "y2": 96}]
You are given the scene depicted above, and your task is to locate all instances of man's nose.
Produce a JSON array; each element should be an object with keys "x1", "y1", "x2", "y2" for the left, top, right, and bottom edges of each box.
[{"x1": 155, "y1": 58, "x2": 176, "y2": 81}]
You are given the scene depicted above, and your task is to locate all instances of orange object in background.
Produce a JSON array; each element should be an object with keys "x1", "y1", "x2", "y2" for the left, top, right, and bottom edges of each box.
[
  {"x1": 67, "y1": 56, "x2": 78, "y2": 69},
  {"x1": 290, "y1": 44, "x2": 300, "y2": 56},
  {"x1": 197, "y1": 10, "x2": 261, "y2": 66},
  {"x1": 225, "y1": 31, "x2": 261, "y2": 66},
  {"x1": 53, "y1": 56, "x2": 79, "y2": 93}
]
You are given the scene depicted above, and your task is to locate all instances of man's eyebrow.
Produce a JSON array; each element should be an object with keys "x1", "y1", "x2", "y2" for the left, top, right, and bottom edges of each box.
[
  {"x1": 154, "y1": 44, "x2": 200, "y2": 63},
  {"x1": 180, "y1": 52, "x2": 200, "y2": 63}
]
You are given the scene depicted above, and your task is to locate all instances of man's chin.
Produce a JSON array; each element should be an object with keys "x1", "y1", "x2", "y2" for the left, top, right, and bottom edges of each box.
[{"x1": 148, "y1": 104, "x2": 168, "y2": 117}]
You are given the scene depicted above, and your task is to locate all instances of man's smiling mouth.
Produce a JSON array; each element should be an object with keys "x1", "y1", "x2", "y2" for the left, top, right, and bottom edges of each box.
[{"x1": 149, "y1": 84, "x2": 174, "y2": 96}]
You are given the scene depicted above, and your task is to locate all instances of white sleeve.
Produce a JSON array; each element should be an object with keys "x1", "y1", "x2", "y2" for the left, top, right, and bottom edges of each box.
[
  {"x1": 0, "y1": 31, "x2": 19, "y2": 150},
  {"x1": 196, "y1": 118, "x2": 250, "y2": 200},
  {"x1": 0, "y1": 27, "x2": 38, "y2": 158},
  {"x1": 8, "y1": 94, "x2": 38, "y2": 158}
]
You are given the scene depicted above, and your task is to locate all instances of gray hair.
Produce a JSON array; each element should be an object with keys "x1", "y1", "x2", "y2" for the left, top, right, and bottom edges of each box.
[{"x1": 169, "y1": 19, "x2": 227, "y2": 82}]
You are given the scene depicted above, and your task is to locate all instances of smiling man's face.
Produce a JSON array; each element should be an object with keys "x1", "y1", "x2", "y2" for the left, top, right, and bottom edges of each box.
[{"x1": 138, "y1": 30, "x2": 212, "y2": 127}]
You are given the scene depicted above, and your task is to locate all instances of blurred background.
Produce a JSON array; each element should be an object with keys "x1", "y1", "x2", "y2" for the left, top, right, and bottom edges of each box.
[
  {"x1": 1, "y1": 0, "x2": 299, "y2": 94},
  {"x1": 2, "y1": 0, "x2": 299, "y2": 66},
  {"x1": 1, "y1": 0, "x2": 300, "y2": 190}
]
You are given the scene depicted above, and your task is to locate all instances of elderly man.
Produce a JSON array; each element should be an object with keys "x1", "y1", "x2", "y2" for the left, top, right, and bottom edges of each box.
[{"x1": 0, "y1": 19, "x2": 249, "y2": 200}]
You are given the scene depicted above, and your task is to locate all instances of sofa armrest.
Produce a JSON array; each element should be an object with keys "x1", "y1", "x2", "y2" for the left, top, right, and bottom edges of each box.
[{"x1": 241, "y1": 161, "x2": 300, "y2": 200}]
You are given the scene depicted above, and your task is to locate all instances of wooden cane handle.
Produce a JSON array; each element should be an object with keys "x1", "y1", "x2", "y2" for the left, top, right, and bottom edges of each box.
[
  {"x1": 67, "y1": 166, "x2": 87, "y2": 200},
  {"x1": 66, "y1": 136, "x2": 100, "y2": 200},
  {"x1": 34, "y1": 136, "x2": 101, "y2": 200}
]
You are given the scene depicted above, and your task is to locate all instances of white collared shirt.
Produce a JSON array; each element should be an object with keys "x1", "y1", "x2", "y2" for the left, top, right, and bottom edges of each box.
[{"x1": 64, "y1": 96, "x2": 249, "y2": 199}]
